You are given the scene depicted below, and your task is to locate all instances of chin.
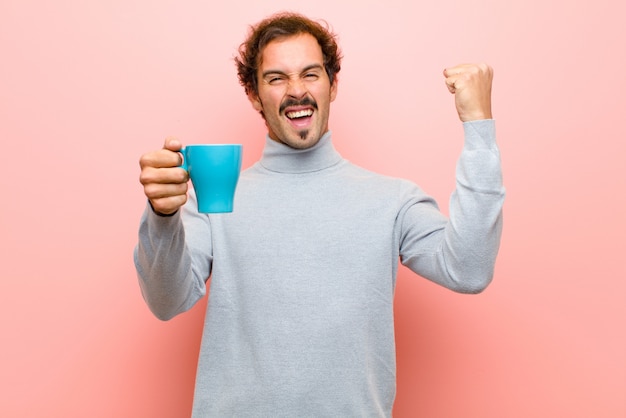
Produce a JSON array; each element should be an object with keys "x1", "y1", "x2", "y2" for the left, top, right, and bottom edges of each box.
[{"x1": 284, "y1": 135, "x2": 320, "y2": 150}]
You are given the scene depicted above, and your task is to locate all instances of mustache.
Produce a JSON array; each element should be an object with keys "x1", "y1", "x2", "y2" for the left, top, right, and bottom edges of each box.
[{"x1": 279, "y1": 97, "x2": 318, "y2": 114}]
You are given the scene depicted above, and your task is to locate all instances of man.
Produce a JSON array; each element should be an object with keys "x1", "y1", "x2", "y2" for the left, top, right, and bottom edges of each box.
[{"x1": 135, "y1": 12, "x2": 504, "y2": 417}]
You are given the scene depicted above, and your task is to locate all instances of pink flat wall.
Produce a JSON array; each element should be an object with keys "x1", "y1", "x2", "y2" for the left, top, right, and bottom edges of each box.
[{"x1": 1, "y1": 0, "x2": 624, "y2": 416}]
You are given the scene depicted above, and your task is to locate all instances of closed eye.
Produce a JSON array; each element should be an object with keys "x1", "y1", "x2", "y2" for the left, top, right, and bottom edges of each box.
[{"x1": 267, "y1": 76, "x2": 287, "y2": 85}]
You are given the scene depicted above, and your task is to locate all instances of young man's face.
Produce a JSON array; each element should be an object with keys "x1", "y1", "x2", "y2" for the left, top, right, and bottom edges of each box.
[{"x1": 248, "y1": 33, "x2": 338, "y2": 149}]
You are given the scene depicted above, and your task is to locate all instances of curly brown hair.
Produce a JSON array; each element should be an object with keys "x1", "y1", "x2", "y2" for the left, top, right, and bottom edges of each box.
[{"x1": 235, "y1": 12, "x2": 342, "y2": 96}]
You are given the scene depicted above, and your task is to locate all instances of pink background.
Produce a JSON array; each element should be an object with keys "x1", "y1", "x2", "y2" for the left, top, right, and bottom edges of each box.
[{"x1": 1, "y1": 0, "x2": 625, "y2": 416}]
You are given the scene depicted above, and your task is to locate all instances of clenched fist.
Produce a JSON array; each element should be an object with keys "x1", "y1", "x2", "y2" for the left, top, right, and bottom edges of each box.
[
  {"x1": 139, "y1": 137, "x2": 189, "y2": 215},
  {"x1": 443, "y1": 63, "x2": 493, "y2": 122}
]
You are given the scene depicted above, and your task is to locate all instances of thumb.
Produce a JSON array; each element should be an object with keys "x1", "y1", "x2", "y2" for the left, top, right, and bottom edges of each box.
[
  {"x1": 444, "y1": 76, "x2": 457, "y2": 94},
  {"x1": 163, "y1": 136, "x2": 183, "y2": 152}
]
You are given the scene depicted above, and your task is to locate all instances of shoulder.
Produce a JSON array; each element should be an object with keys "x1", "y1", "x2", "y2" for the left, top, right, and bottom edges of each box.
[{"x1": 339, "y1": 161, "x2": 432, "y2": 201}]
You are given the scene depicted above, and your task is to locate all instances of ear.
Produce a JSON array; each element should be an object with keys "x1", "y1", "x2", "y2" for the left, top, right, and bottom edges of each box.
[
  {"x1": 247, "y1": 90, "x2": 263, "y2": 113},
  {"x1": 330, "y1": 78, "x2": 338, "y2": 102}
]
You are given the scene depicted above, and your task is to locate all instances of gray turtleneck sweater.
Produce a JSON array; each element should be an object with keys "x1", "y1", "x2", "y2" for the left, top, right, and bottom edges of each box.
[{"x1": 134, "y1": 120, "x2": 504, "y2": 417}]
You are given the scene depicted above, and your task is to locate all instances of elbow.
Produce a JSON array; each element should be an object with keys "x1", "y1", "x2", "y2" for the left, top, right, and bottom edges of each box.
[
  {"x1": 146, "y1": 291, "x2": 201, "y2": 321},
  {"x1": 452, "y1": 268, "x2": 494, "y2": 294},
  {"x1": 140, "y1": 289, "x2": 189, "y2": 321},
  {"x1": 456, "y1": 276, "x2": 492, "y2": 294},
  {"x1": 445, "y1": 248, "x2": 498, "y2": 294},
  {"x1": 144, "y1": 298, "x2": 182, "y2": 321},
  {"x1": 153, "y1": 310, "x2": 179, "y2": 322}
]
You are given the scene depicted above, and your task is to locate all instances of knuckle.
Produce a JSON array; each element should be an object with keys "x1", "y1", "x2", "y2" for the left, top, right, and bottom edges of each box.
[
  {"x1": 138, "y1": 168, "x2": 154, "y2": 185},
  {"x1": 143, "y1": 183, "x2": 161, "y2": 199},
  {"x1": 175, "y1": 168, "x2": 189, "y2": 183},
  {"x1": 150, "y1": 199, "x2": 169, "y2": 214},
  {"x1": 477, "y1": 62, "x2": 492, "y2": 75},
  {"x1": 138, "y1": 153, "x2": 152, "y2": 169}
]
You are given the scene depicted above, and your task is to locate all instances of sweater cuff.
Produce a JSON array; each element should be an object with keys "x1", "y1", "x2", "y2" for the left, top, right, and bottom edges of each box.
[
  {"x1": 143, "y1": 201, "x2": 183, "y2": 232},
  {"x1": 463, "y1": 119, "x2": 497, "y2": 151},
  {"x1": 148, "y1": 200, "x2": 179, "y2": 217}
]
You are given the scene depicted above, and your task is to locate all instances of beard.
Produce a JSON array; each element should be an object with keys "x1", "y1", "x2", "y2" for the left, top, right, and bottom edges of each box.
[{"x1": 298, "y1": 129, "x2": 310, "y2": 140}]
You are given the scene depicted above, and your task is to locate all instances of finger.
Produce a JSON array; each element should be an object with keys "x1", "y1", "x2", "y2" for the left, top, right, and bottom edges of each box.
[
  {"x1": 139, "y1": 148, "x2": 184, "y2": 170},
  {"x1": 444, "y1": 76, "x2": 457, "y2": 94},
  {"x1": 139, "y1": 166, "x2": 189, "y2": 186},
  {"x1": 443, "y1": 64, "x2": 467, "y2": 78},
  {"x1": 143, "y1": 181, "x2": 189, "y2": 201},
  {"x1": 445, "y1": 63, "x2": 493, "y2": 83},
  {"x1": 164, "y1": 136, "x2": 183, "y2": 152},
  {"x1": 474, "y1": 62, "x2": 493, "y2": 79},
  {"x1": 443, "y1": 65, "x2": 467, "y2": 93},
  {"x1": 149, "y1": 194, "x2": 188, "y2": 216}
]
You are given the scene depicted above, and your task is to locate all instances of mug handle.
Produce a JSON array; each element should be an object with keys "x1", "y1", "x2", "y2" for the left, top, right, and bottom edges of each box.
[{"x1": 179, "y1": 147, "x2": 188, "y2": 171}]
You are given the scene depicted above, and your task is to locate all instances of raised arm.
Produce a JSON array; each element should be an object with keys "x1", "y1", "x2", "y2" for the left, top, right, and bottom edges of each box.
[{"x1": 400, "y1": 63, "x2": 504, "y2": 293}]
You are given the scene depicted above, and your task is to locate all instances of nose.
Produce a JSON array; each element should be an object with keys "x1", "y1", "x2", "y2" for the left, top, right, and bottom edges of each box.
[{"x1": 286, "y1": 77, "x2": 307, "y2": 99}]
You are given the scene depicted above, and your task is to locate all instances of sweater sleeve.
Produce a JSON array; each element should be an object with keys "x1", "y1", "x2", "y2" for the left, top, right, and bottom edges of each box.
[
  {"x1": 399, "y1": 119, "x2": 505, "y2": 293},
  {"x1": 133, "y1": 190, "x2": 213, "y2": 320}
]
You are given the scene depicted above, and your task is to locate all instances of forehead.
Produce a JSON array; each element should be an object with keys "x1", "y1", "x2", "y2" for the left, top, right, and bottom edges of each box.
[{"x1": 258, "y1": 33, "x2": 324, "y2": 71}]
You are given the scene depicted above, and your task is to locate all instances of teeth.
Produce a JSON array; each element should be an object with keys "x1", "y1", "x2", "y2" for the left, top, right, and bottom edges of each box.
[{"x1": 286, "y1": 109, "x2": 313, "y2": 119}]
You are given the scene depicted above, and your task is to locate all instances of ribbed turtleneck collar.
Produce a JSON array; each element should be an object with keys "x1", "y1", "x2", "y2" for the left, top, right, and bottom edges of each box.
[{"x1": 258, "y1": 131, "x2": 343, "y2": 174}]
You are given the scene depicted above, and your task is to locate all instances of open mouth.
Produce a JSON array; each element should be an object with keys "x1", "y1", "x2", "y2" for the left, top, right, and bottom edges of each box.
[
  {"x1": 285, "y1": 108, "x2": 314, "y2": 128},
  {"x1": 286, "y1": 109, "x2": 314, "y2": 119},
  {"x1": 280, "y1": 97, "x2": 317, "y2": 129}
]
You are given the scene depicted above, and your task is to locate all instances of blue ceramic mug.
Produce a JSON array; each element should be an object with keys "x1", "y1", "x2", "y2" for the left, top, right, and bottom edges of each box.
[{"x1": 180, "y1": 144, "x2": 242, "y2": 213}]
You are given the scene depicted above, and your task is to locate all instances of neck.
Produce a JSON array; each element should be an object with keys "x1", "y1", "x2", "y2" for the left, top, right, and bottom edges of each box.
[{"x1": 259, "y1": 131, "x2": 342, "y2": 173}]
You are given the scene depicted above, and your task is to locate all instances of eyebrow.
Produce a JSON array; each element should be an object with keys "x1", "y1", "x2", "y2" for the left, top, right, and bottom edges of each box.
[{"x1": 261, "y1": 64, "x2": 324, "y2": 79}]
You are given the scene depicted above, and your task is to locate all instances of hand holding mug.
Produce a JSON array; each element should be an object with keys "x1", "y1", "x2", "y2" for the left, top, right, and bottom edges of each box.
[
  {"x1": 139, "y1": 138, "x2": 243, "y2": 215},
  {"x1": 139, "y1": 137, "x2": 189, "y2": 215}
]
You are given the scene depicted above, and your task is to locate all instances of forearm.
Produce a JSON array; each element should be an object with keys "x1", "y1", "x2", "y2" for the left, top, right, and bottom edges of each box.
[
  {"x1": 443, "y1": 119, "x2": 504, "y2": 291},
  {"x1": 134, "y1": 202, "x2": 209, "y2": 320},
  {"x1": 401, "y1": 120, "x2": 504, "y2": 292}
]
